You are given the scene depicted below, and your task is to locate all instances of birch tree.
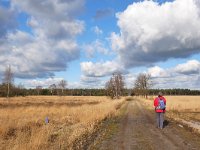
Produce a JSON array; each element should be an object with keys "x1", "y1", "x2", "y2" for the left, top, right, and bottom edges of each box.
[
  {"x1": 3, "y1": 65, "x2": 14, "y2": 98},
  {"x1": 36, "y1": 86, "x2": 42, "y2": 95},
  {"x1": 49, "y1": 84, "x2": 56, "y2": 95},
  {"x1": 58, "y1": 80, "x2": 67, "y2": 96}
]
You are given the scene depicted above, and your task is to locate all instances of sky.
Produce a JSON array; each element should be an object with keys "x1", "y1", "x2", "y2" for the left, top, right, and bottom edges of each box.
[{"x1": 0, "y1": 0, "x2": 200, "y2": 89}]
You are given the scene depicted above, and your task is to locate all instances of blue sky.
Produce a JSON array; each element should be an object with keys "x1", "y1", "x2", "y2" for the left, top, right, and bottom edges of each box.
[{"x1": 0, "y1": 0, "x2": 200, "y2": 89}]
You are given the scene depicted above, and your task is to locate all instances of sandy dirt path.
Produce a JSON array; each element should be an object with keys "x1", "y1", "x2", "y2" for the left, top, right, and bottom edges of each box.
[{"x1": 92, "y1": 99, "x2": 200, "y2": 150}]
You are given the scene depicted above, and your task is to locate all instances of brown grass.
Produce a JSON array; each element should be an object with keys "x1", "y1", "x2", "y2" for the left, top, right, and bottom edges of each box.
[
  {"x1": 0, "y1": 96, "x2": 125, "y2": 150},
  {"x1": 139, "y1": 96, "x2": 200, "y2": 121}
]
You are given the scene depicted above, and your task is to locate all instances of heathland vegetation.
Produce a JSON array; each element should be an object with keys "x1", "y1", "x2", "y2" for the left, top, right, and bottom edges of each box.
[
  {"x1": 140, "y1": 95, "x2": 200, "y2": 124},
  {"x1": 0, "y1": 96, "x2": 125, "y2": 149}
]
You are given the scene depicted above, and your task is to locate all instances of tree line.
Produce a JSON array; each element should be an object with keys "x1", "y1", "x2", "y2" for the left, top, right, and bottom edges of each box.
[
  {"x1": 0, "y1": 85, "x2": 200, "y2": 97},
  {"x1": 0, "y1": 66, "x2": 200, "y2": 98}
]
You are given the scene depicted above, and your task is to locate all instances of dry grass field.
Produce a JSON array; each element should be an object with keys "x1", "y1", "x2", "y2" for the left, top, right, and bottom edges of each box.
[
  {"x1": 140, "y1": 96, "x2": 200, "y2": 121},
  {"x1": 0, "y1": 96, "x2": 125, "y2": 150}
]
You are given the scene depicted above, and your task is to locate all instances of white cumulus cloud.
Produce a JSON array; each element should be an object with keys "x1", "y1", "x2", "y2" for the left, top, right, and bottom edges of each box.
[
  {"x1": 83, "y1": 39, "x2": 109, "y2": 58},
  {"x1": 80, "y1": 61, "x2": 126, "y2": 77},
  {"x1": 0, "y1": 0, "x2": 85, "y2": 78},
  {"x1": 0, "y1": 6, "x2": 17, "y2": 38},
  {"x1": 147, "y1": 66, "x2": 170, "y2": 78},
  {"x1": 147, "y1": 60, "x2": 200, "y2": 89},
  {"x1": 174, "y1": 60, "x2": 200, "y2": 75},
  {"x1": 25, "y1": 77, "x2": 64, "y2": 88},
  {"x1": 111, "y1": 0, "x2": 200, "y2": 68}
]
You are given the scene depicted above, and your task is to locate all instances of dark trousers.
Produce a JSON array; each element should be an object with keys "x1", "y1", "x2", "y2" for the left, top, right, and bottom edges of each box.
[{"x1": 156, "y1": 112, "x2": 164, "y2": 128}]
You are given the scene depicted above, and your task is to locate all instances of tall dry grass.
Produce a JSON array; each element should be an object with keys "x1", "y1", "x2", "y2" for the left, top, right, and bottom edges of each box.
[
  {"x1": 139, "y1": 96, "x2": 200, "y2": 121},
  {"x1": 0, "y1": 96, "x2": 125, "y2": 150},
  {"x1": 140, "y1": 96, "x2": 200, "y2": 111},
  {"x1": 164, "y1": 96, "x2": 200, "y2": 112}
]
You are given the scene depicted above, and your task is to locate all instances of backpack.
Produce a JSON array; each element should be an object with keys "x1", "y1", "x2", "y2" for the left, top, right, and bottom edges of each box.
[{"x1": 156, "y1": 97, "x2": 166, "y2": 110}]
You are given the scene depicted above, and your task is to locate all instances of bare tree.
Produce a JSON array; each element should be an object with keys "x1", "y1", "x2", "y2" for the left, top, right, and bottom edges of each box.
[
  {"x1": 3, "y1": 65, "x2": 14, "y2": 98},
  {"x1": 58, "y1": 80, "x2": 67, "y2": 96},
  {"x1": 49, "y1": 84, "x2": 56, "y2": 95},
  {"x1": 105, "y1": 78, "x2": 115, "y2": 99},
  {"x1": 105, "y1": 72, "x2": 125, "y2": 99},
  {"x1": 134, "y1": 73, "x2": 152, "y2": 98},
  {"x1": 36, "y1": 86, "x2": 42, "y2": 95}
]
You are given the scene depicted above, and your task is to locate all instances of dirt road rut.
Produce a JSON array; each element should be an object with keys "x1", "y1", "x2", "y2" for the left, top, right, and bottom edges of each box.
[{"x1": 93, "y1": 99, "x2": 200, "y2": 150}]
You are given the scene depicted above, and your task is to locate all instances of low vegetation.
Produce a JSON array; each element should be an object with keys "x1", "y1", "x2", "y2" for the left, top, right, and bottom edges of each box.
[
  {"x1": 139, "y1": 96, "x2": 200, "y2": 121},
  {"x1": 165, "y1": 96, "x2": 200, "y2": 122},
  {"x1": 0, "y1": 96, "x2": 125, "y2": 150}
]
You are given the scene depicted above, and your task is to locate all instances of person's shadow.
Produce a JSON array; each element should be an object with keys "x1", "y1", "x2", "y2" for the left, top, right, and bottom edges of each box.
[{"x1": 163, "y1": 120, "x2": 169, "y2": 128}]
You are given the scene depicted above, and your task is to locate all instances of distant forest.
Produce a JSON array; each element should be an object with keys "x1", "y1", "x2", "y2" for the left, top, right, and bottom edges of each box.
[
  {"x1": 0, "y1": 84, "x2": 200, "y2": 97},
  {"x1": 1, "y1": 68, "x2": 200, "y2": 97}
]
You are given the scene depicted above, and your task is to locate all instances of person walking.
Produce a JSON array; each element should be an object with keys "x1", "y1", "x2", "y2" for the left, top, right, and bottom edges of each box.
[{"x1": 154, "y1": 92, "x2": 166, "y2": 129}]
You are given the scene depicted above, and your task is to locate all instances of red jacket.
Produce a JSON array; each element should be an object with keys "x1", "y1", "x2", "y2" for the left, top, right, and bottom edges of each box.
[{"x1": 154, "y1": 96, "x2": 166, "y2": 113}]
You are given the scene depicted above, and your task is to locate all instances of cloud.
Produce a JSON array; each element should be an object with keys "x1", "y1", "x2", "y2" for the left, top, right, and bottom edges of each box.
[
  {"x1": 147, "y1": 66, "x2": 170, "y2": 78},
  {"x1": 92, "y1": 26, "x2": 103, "y2": 35},
  {"x1": 67, "y1": 81, "x2": 85, "y2": 89},
  {"x1": 83, "y1": 39, "x2": 109, "y2": 58},
  {"x1": 151, "y1": 74, "x2": 200, "y2": 89},
  {"x1": 80, "y1": 60, "x2": 127, "y2": 77},
  {"x1": 0, "y1": 0, "x2": 84, "y2": 78},
  {"x1": 79, "y1": 59, "x2": 200, "y2": 89},
  {"x1": 174, "y1": 60, "x2": 200, "y2": 75},
  {"x1": 0, "y1": 6, "x2": 17, "y2": 38},
  {"x1": 25, "y1": 59, "x2": 200, "y2": 89},
  {"x1": 94, "y1": 8, "x2": 114, "y2": 20},
  {"x1": 81, "y1": 75, "x2": 101, "y2": 83},
  {"x1": 147, "y1": 60, "x2": 200, "y2": 89},
  {"x1": 25, "y1": 77, "x2": 64, "y2": 88},
  {"x1": 11, "y1": 0, "x2": 85, "y2": 19},
  {"x1": 24, "y1": 77, "x2": 91, "y2": 89},
  {"x1": 124, "y1": 73, "x2": 137, "y2": 88},
  {"x1": 80, "y1": 75, "x2": 106, "y2": 88},
  {"x1": 111, "y1": 0, "x2": 200, "y2": 68}
]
